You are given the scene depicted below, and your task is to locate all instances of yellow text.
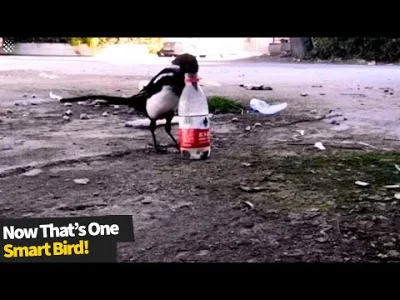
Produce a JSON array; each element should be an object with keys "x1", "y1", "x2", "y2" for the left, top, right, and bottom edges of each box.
[{"x1": 3, "y1": 240, "x2": 89, "y2": 258}]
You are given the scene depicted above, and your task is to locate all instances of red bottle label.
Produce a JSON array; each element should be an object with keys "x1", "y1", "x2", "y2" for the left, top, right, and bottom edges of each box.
[{"x1": 179, "y1": 128, "x2": 211, "y2": 148}]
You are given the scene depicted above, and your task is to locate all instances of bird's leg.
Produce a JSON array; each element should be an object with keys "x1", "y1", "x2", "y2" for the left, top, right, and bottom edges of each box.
[
  {"x1": 165, "y1": 111, "x2": 179, "y2": 150},
  {"x1": 149, "y1": 119, "x2": 167, "y2": 154}
]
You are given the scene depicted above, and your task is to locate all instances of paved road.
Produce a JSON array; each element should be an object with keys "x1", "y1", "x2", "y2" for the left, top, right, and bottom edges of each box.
[
  {"x1": 1, "y1": 55, "x2": 400, "y2": 86},
  {"x1": 1, "y1": 55, "x2": 399, "y2": 140}
]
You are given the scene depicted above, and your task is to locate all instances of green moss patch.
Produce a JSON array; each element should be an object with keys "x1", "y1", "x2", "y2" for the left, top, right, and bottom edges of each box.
[{"x1": 207, "y1": 96, "x2": 245, "y2": 114}]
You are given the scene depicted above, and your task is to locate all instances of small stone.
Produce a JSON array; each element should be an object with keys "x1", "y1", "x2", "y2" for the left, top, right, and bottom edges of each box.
[
  {"x1": 320, "y1": 93, "x2": 326, "y2": 96},
  {"x1": 175, "y1": 252, "x2": 189, "y2": 259},
  {"x1": 65, "y1": 110, "x2": 73, "y2": 116},
  {"x1": 175, "y1": 202, "x2": 192, "y2": 209},
  {"x1": 307, "y1": 207, "x2": 320, "y2": 212},
  {"x1": 113, "y1": 112, "x2": 119, "y2": 115},
  {"x1": 131, "y1": 195, "x2": 145, "y2": 202},
  {"x1": 93, "y1": 192, "x2": 99, "y2": 197},
  {"x1": 241, "y1": 162, "x2": 252, "y2": 167},
  {"x1": 23, "y1": 168, "x2": 43, "y2": 177},
  {"x1": 113, "y1": 105, "x2": 120, "y2": 109},
  {"x1": 22, "y1": 212, "x2": 35, "y2": 217},
  {"x1": 300, "y1": 93, "x2": 308, "y2": 97},
  {"x1": 316, "y1": 236, "x2": 329, "y2": 243},
  {"x1": 231, "y1": 117, "x2": 239, "y2": 122},
  {"x1": 243, "y1": 222, "x2": 254, "y2": 229},
  {"x1": 254, "y1": 122, "x2": 262, "y2": 127},
  {"x1": 196, "y1": 250, "x2": 210, "y2": 256},
  {"x1": 14, "y1": 102, "x2": 20, "y2": 106},
  {"x1": 63, "y1": 115, "x2": 70, "y2": 121},
  {"x1": 31, "y1": 94, "x2": 36, "y2": 98},
  {"x1": 6, "y1": 109, "x2": 13, "y2": 114},
  {"x1": 92, "y1": 100, "x2": 107, "y2": 106},
  {"x1": 80, "y1": 113, "x2": 89, "y2": 120},
  {"x1": 102, "y1": 112, "x2": 109, "y2": 117},
  {"x1": 310, "y1": 109, "x2": 317, "y2": 114},
  {"x1": 372, "y1": 215, "x2": 388, "y2": 222},
  {"x1": 245, "y1": 126, "x2": 251, "y2": 131},
  {"x1": 368, "y1": 61, "x2": 376, "y2": 66},
  {"x1": 384, "y1": 242, "x2": 395, "y2": 248},
  {"x1": 331, "y1": 119, "x2": 337, "y2": 125},
  {"x1": 23, "y1": 94, "x2": 27, "y2": 98},
  {"x1": 387, "y1": 250, "x2": 400, "y2": 258},
  {"x1": 73, "y1": 178, "x2": 90, "y2": 185},
  {"x1": 141, "y1": 197, "x2": 152, "y2": 204},
  {"x1": 64, "y1": 103, "x2": 72, "y2": 107}
]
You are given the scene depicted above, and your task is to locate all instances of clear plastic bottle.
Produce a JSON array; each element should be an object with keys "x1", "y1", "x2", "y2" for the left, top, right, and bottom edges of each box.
[{"x1": 178, "y1": 73, "x2": 211, "y2": 160}]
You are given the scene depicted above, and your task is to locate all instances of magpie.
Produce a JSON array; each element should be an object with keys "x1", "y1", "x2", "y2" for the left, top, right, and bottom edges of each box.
[{"x1": 59, "y1": 53, "x2": 199, "y2": 153}]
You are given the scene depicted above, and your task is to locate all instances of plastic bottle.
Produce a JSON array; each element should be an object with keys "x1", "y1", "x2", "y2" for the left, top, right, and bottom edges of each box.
[{"x1": 178, "y1": 73, "x2": 211, "y2": 160}]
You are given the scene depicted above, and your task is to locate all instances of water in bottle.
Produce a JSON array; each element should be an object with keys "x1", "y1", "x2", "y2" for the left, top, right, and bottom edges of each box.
[{"x1": 178, "y1": 73, "x2": 211, "y2": 160}]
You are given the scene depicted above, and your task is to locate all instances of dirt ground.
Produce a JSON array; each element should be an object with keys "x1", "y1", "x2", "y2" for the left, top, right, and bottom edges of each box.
[{"x1": 1, "y1": 68, "x2": 400, "y2": 262}]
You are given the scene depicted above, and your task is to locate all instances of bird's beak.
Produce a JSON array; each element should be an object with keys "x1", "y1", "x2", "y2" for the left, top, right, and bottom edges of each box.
[{"x1": 192, "y1": 82, "x2": 198, "y2": 91}]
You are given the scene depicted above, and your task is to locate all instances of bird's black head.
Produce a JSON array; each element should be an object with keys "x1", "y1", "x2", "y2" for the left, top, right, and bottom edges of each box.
[
  {"x1": 171, "y1": 53, "x2": 200, "y2": 90},
  {"x1": 171, "y1": 53, "x2": 199, "y2": 74}
]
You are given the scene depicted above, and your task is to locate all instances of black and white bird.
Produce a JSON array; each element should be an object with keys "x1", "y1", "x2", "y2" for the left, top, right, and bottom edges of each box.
[{"x1": 59, "y1": 53, "x2": 199, "y2": 153}]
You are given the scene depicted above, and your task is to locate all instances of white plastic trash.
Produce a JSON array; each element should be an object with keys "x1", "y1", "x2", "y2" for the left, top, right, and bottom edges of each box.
[{"x1": 249, "y1": 98, "x2": 287, "y2": 115}]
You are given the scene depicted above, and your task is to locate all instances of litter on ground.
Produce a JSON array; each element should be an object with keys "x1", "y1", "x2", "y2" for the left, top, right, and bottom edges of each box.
[
  {"x1": 296, "y1": 130, "x2": 305, "y2": 136},
  {"x1": 23, "y1": 169, "x2": 43, "y2": 177},
  {"x1": 39, "y1": 72, "x2": 58, "y2": 79},
  {"x1": 125, "y1": 117, "x2": 180, "y2": 128},
  {"x1": 314, "y1": 142, "x2": 326, "y2": 150},
  {"x1": 243, "y1": 201, "x2": 255, "y2": 209},
  {"x1": 239, "y1": 84, "x2": 273, "y2": 91},
  {"x1": 49, "y1": 91, "x2": 62, "y2": 100},
  {"x1": 249, "y1": 98, "x2": 287, "y2": 115},
  {"x1": 384, "y1": 185, "x2": 400, "y2": 189},
  {"x1": 73, "y1": 178, "x2": 90, "y2": 185},
  {"x1": 355, "y1": 181, "x2": 369, "y2": 187},
  {"x1": 326, "y1": 109, "x2": 343, "y2": 118}
]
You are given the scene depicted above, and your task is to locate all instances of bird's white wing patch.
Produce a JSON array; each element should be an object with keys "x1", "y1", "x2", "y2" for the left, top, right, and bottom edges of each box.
[
  {"x1": 153, "y1": 72, "x2": 176, "y2": 84},
  {"x1": 146, "y1": 86, "x2": 180, "y2": 119}
]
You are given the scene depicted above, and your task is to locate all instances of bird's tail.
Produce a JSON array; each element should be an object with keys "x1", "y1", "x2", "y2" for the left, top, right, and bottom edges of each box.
[
  {"x1": 60, "y1": 92, "x2": 147, "y2": 112},
  {"x1": 60, "y1": 95, "x2": 131, "y2": 104}
]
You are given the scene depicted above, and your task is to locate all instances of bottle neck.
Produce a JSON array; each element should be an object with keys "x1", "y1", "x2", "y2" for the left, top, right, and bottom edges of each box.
[{"x1": 184, "y1": 73, "x2": 200, "y2": 84}]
